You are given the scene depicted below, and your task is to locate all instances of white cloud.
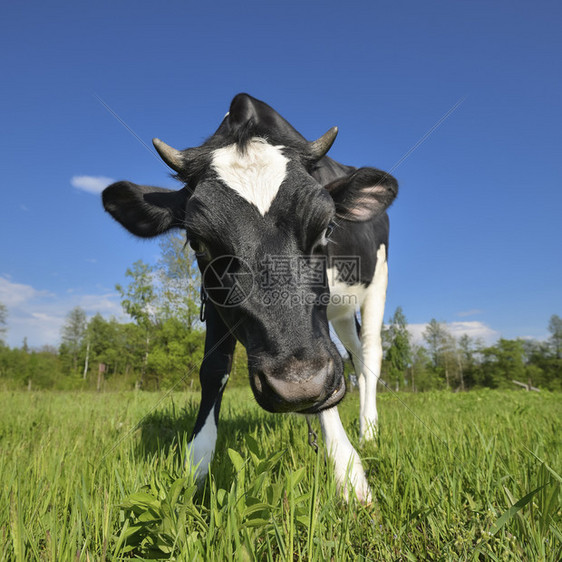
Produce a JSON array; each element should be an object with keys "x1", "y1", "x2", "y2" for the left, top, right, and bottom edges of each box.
[
  {"x1": 0, "y1": 276, "x2": 52, "y2": 306},
  {"x1": 408, "y1": 323, "x2": 429, "y2": 345},
  {"x1": 0, "y1": 276, "x2": 125, "y2": 348},
  {"x1": 448, "y1": 321, "x2": 499, "y2": 343},
  {"x1": 71, "y1": 175, "x2": 114, "y2": 194},
  {"x1": 457, "y1": 309, "x2": 483, "y2": 318},
  {"x1": 77, "y1": 293, "x2": 123, "y2": 316},
  {"x1": 408, "y1": 321, "x2": 499, "y2": 346},
  {"x1": 520, "y1": 333, "x2": 549, "y2": 342}
]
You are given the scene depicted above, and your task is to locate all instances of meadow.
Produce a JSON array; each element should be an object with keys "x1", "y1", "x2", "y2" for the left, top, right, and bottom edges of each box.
[{"x1": 0, "y1": 388, "x2": 560, "y2": 560}]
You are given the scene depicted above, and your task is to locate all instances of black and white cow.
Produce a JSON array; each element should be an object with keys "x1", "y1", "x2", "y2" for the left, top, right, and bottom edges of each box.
[{"x1": 102, "y1": 94, "x2": 398, "y2": 502}]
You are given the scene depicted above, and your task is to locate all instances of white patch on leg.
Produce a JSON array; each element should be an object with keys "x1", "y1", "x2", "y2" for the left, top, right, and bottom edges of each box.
[
  {"x1": 359, "y1": 244, "x2": 388, "y2": 441},
  {"x1": 186, "y1": 374, "x2": 230, "y2": 482},
  {"x1": 211, "y1": 138, "x2": 288, "y2": 215},
  {"x1": 318, "y1": 406, "x2": 372, "y2": 503},
  {"x1": 186, "y1": 410, "x2": 217, "y2": 482}
]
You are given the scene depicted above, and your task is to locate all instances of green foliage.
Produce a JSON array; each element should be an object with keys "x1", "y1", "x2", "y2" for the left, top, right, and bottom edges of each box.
[
  {"x1": 382, "y1": 306, "x2": 412, "y2": 390},
  {"x1": 548, "y1": 314, "x2": 562, "y2": 359},
  {"x1": 0, "y1": 389, "x2": 560, "y2": 560},
  {"x1": 110, "y1": 239, "x2": 206, "y2": 390},
  {"x1": 86, "y1": 314, "x2": 127, "y2": 374},
  {"x1": 116, "y1": 260, "x2": 157, "y2": 328},
  {"x1": 157, "y1": 233, "x2": 200, "y2": 329},
  {"x1": 457, "y1": 333, "x2": 480, "y2": 389},
  {"x1": 116, "y1": 476, "x2": 201, "y2": 557},
  {"x1": 490, "y1": 458, "x2": 561, "y2": 543},
  {"x1": 422, "y1": 319, "x2": 460, "y2": 389},
  {"x1": 59, "y1": 306, "x2": 87, "y2": 375},
  {"x1": 0, "y1": 347, "x2": 62, "y2": 390},
  {"x1": 409, "y1": 344, "x2": 443, "y2": 391},
  {"x1": 147, "y1": 318, "x2": 205, "y2": 390},
  {"x1": 116, "y1": 442, "x2": 291, "y2": 559},
  {"x1": 479, "y1": 339, "x2": 526, "y2": 389}
]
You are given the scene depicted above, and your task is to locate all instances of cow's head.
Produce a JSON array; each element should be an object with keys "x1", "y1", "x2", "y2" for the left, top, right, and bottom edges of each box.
[{"x1": 103, "y1": 94, "x2": 397, "y2": 413}]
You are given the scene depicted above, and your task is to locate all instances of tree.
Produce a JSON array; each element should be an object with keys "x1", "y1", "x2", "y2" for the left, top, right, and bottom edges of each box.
[
  {"x1": 423, "y1": 319, "x2": 454, "y2": 388},
  {"x1": 423, "y1": 319, "x2": 445, "y2": 367},
  {"x1": 479, "y1": 339, "x2": 526, "y2": 388},
  {"x1": 60, "y1": 306, "x2": 87, "y2": 375},
  {"x1": 409, "y1": 344, "x2": 440, "y2": 391},
  {"x1": 116, "y1": 260, "x2": 158, "y2": 388},
  {"x1": 117, "y1": 261, "x2": 158, "y2": 326},
  {"x1": 148, "y1": 317, "x2": 205, "y2": 389},
  {"x1": 157, "y1": 233, "x2": 201, "y2": 328},
  {"x1": 522, "y1": 326, "x2": 562, "y2": 390},
  {"x1": 383, "y1": 307, "x2": 411, "y2": 390},
  {"x1": 136, "y1": 232, "x2": 206, "y2": 390},
  {"x1": 548, "y1": 314, "x2": 562, "y2": 359},
  {"x1": 0, "y1": 302, "x2": 7, "y2": 346},
  {"x1": 84, "y1": 314, "x2": 118, "y2": 378},
  {"x1": 457, "y1": 334, "x2": 481, "y2": 390}
]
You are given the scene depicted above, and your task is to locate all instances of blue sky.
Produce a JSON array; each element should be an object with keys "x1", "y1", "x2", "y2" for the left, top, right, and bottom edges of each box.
[{"x1": 1, "y1": 0, "x2": 561, "y2": 348}]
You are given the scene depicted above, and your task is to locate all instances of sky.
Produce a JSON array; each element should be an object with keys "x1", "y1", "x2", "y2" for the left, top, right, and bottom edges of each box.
[{"x1": 1, "y1": 0, "x2": 561, "y2": 349}]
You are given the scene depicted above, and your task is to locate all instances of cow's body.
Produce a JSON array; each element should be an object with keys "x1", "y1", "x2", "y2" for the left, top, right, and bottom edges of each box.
[{"x1": 103, "y1": 94, "x2": 397, "y2": 502}]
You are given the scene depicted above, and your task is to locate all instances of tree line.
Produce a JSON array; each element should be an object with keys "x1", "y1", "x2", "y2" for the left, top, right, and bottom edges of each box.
[
  {"x1": 381, "y1": 308, "x2": 561, "y2": 392},
  {"x1": 0, "y1": 234, "x2": 247, "y2": 392},
  {"x1": 0, "y1": 234, "x2": 560, "y2": 391}
]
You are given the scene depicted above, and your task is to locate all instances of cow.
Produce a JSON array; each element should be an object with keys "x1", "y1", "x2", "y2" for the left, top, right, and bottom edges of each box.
[{"x1": 102, "y1": 94, "x2": 398, "y2": 502}]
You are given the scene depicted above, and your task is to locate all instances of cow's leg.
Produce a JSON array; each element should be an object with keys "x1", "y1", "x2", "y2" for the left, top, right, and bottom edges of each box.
[
  {"x1": 187, "y1": 302, "x2": 236, "y2": 482},
  {"x1": 331, "y1": 313, "x2": 364, "y2": 413},
  {"x1": 318, "y1": 406, "x2": 372, "y2": 503},
  {"x1": 358, "y1": 244, "x2": 388, "y2": 442}
]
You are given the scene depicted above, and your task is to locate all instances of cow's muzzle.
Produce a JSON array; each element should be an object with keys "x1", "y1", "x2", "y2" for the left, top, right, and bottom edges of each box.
[{"x1": 249, "y1": 355, "x2": 345, "y2": 414}]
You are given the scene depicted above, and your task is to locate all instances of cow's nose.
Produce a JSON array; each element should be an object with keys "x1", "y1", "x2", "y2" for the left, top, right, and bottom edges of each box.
[{"x1": 252, "y1": 357, "x2": 336, "y2": 412}]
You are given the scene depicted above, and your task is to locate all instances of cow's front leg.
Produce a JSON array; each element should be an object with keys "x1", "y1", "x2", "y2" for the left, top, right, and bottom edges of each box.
[
  {"x1": 318, "y1": 406, "x2": 372, "y2": 503},
  {"x1": 187, "y1": 302, "x2": 236, "y2": 482},
  {"x1": 359, "y1": 244, "x2": 388, "y2": 442}
]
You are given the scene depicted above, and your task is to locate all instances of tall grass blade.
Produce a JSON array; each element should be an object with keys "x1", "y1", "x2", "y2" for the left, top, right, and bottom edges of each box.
[{"x1": 490, "y1": 482, "x2": 551, "y2": 535}]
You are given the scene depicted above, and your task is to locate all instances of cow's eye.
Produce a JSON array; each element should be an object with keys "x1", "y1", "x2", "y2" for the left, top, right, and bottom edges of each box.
[
  {"x1": 189, "y1": 238, "x2": 209, "y2": 258},
  {"x1": 311, "y1": 222, "x2": 336, "y2": 254},
  {"x1": 319, "y1": 222, "x2": 336, "y2": 245}
]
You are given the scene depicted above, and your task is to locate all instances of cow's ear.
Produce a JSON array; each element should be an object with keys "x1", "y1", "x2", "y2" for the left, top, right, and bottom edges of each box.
[
  {"x1": 324, "y1": 167, "x2": 398, "y2": 221},
  {"x1": 102, "y1": 181, "x2": 190, "y2": 238}
]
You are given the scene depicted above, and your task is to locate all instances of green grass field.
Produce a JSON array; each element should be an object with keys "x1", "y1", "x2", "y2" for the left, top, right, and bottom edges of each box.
[{"x1": 1, "y1": 388, "x2": 560, "y2": 560}]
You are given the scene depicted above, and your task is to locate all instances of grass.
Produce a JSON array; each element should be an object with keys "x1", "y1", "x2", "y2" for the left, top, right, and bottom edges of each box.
[{"x1": 0, "y1": 388, "x2": 560, "y2": 560}]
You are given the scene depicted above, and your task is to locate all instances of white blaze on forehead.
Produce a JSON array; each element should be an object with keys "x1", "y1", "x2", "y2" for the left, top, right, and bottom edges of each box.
[{"x1": 211, "y1": 138, "x2": 288, "y2": 215}]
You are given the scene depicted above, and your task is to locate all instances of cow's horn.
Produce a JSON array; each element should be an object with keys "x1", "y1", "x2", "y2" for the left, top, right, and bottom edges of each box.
[
  {"x1": 152, "y1": 138, "x2": 184, "y2": 172},
  {"x1": 308, "y1": 126, "x2": 338, "y2": 159}
]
